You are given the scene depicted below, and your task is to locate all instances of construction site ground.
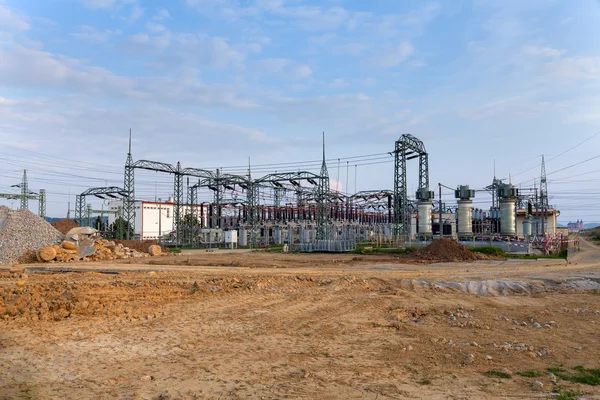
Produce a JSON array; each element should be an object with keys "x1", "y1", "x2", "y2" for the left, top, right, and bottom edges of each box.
[{"x1": 1, "y1": 240, "x2": 599, "y2": 399}]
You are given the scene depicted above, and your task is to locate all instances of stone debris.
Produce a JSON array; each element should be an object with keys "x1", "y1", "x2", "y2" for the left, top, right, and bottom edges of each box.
[
  {"x1": 22, "y1": 227, "x2": 167, "y2": 264},
  {"x1": 500, "y1": 368, "x2": 512, "y2": 377},
  {"x1": 463, "y1": 353, "x2": 475, "y2": 365},
  {"x1": 532, "y1": 380, "x2": 544, "y2": 390},
  {"x1": 0, "y1": 206, "x2": 63, "y2": 265},
  {"x1": 549, "y1": 372, "x2": 557, "y2": 383}
]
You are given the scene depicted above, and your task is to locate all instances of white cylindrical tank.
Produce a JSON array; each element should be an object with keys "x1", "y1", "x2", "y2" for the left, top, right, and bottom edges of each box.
[
  {"x1": 457, "y1": 200, "x2": 473, "y2": 235},
  {"x1": 418, "y1": 202, "x2": 432, "y2": 235},
  {"x1": 238, "y1": 228, "x2": 248, "y2": 246},
  {"x1": 500, "y1": 199, "x2": 516, "y2": 235},
  {"x1": 523, "y1": 219, "x2": 532, "y2": 237}
]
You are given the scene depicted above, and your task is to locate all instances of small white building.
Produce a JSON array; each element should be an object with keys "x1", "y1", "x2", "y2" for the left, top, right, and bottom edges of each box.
[{"x1": 107, "y1": 198, "x2": 208, "y2": 240}]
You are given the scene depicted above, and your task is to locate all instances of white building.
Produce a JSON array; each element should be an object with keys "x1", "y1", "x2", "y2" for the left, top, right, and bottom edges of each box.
[{"x1": 107, "y1": 198, "x2": 208, "y2": 240}]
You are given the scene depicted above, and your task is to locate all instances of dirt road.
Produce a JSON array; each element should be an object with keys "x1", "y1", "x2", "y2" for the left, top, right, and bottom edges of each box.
[{"x1": 1, "y1": 241, "x2": 599, "y2": 399}]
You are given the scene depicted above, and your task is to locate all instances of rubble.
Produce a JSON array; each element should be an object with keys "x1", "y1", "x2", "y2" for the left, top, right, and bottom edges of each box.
[
  {"x1": 20, "y1": 227, "x2": 167, "y2": 264},
  {"x1": 0, "y1": 206, "x2": 63, "y2": 265}
]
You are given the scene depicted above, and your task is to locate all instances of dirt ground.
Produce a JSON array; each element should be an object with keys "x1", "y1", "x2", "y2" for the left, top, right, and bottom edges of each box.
[{"x1": 1, "y1": 240, "x2": 599, "y2": 399}]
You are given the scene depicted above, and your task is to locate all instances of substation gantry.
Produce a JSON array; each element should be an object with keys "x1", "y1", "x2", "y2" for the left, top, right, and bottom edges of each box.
[
  {"x1": 75, "y1": 186, "x2": 128, "y2": 227},
  {"x1": 393, "y1": 134, "x2": 430, "y2": 238}
]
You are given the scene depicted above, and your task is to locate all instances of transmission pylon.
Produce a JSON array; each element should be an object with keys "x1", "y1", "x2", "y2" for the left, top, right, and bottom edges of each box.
[
  {"x1": 316, "y1": 132, "x2": 331, "y2": 240},
  {"x1": 123, "y1": 129, "x2": 135, "y2": 240},
  {"x1": 540, "y1": 155, "x2": 548, "y2": 235},
  {"x1": 20, "y1": 170, "x2": 28, "y2": 210}
]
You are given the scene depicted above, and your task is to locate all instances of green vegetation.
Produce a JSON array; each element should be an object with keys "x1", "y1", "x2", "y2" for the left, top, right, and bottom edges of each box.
[
  {"x1": 483, "y1": 370, "x2": 512, "y2": 379},
  {"x1": 516, "y1": 370, "x2": 542, "y2": 378},
  {"x1": 349, "y1": 242, "x2": 417, "y2": 255},
  {"x1": 470, "y1": 246, "x2": 505, "y2": 257},
  {"x1": 168, "y1": 248, "x2": 182, "y2": 254},
  {"x1": 547, "y1": 366, "x2": 600, "y2": 386},
  {"x1": 505, "y1": 249, "x2": 568, "y2": 260},
  {"x1": 416, "y1": 377, "x2": 431, "y2": 385},
  {"x1": 555, "y1": 387, "x2": 581, "y2": 400},
  {"x1": 264, "y1": 244, "x2": 285, "y2": 253}
]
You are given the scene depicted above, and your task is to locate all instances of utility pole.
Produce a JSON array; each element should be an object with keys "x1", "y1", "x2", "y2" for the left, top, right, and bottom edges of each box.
[{"x1": 439, "y1": 183, "x2": 443, "y2": 238}]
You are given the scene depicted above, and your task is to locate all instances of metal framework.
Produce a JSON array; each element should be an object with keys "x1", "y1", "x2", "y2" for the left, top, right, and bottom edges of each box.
[
  {"x1": 393, "y1": 134, "x2": 429, "y2": 237},
  {"x1": 0, "y1": 170, "x2": 47, "y2": 218},
  {"x1": 75, "y1": 186, "x2": 128, "y2": 227},
  {"x1": 540, "y1": 155, "x2": 549, "y2": 235},
  {"x1": 316, "y1": 132, "x2": 331, "y2": 239}
]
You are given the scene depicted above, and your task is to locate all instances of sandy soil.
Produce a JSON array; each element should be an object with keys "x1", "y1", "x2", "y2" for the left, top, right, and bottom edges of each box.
[{"x1": 0, "y1": 240, "x2": 599, "y2": 399}]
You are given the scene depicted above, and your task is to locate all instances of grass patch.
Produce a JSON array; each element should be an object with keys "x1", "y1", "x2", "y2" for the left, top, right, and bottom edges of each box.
[
  {"x1": 264, "y1": 245, "x2": 285, "y2": 253},
  {"x1": 547, "y1": 366, "x2": 600, "y2": 386},
  {"x1": 555, "y1": 386, "x2": 581, "y2": 400},
  {"x1": 168, "y1": 248, "x2": 182, "y2": 254},
  {"x1": 470, "y1": 246, "x2": 505, "y2": 257},
  {"x1": 516, "y1": 370, "x2": 542, "y2": 378},
  {"x1": 483, "y1": 370, "x2": 512, "y2": 379},
  {"x1": 349, "y1": 243, "x2": 417, "y2": 255}
]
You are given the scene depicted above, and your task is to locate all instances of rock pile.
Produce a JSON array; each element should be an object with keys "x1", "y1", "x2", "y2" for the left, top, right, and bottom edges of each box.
[
  {"x1": 0, "y1": 206, "x2": 63, "y2": 265},
  {"x1": 20, "y1": 227, "x2": 165, "y2": 264},
  {"x1": 412, "y1": 238, "x2": 487, "y2": 262}
]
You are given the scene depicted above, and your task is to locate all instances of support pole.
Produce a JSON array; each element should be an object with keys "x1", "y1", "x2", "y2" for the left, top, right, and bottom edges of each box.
[
  {"x1": 38, "y1": 189, "x2": 46, "y2": 219},
  {"x1": 123, "y1": 129, "x2": 135, "y2": 240},
  {"x1": 173, "y1": 162, "x2": 183, "y2": 246}
]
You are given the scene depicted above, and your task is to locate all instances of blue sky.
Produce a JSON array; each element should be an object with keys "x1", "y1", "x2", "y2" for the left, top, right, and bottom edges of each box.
[{"x1": 0, "y1": 0, "x2": 599, "y2": 221}]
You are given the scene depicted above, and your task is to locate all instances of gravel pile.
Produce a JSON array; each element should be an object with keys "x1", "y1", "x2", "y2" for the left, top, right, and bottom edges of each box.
[{"x1": 0, "y1": 206, "x2": 63, "y2": 265}]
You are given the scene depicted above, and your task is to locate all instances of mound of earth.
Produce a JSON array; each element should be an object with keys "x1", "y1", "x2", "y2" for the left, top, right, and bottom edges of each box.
[
  {"x1": 51, "y1": 219, "x2": 79, "y2": 234},
  {"x1": 412, "y1": 238, "x2": 487, "y2": 262}
]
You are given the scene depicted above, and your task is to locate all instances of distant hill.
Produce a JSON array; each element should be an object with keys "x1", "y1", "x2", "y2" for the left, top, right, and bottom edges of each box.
[{"x1": 584, "y1": 223, "x2": 600, "y2": 230}]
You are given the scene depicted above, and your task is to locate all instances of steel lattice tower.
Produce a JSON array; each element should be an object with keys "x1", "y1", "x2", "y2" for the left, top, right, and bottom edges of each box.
[
  {"x1": 19, "y1": 170, "x2": 28, "y2": 210},
  {"x1": 123, "y1": 129, "x2": 135, "y2": 240},
  {"x1": 540, "y1": 155, "x2": 548, "y2": 235},
  {"x1": 173, "y1": 162, "x2": 183, "y2": 244},
  {"x1": 38, "y1": 189, "x2": 46, "y2": 219},
  {"x1": 316, "y1": 132, "x2": 331, "y2": 240},
  {"x1": 393, "y1": 134, "x2": 429, "y2": 238}
]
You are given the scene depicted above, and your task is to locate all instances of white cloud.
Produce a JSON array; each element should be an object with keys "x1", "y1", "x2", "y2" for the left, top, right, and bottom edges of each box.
[
  {"x1": 0, "y1": 44, "x2": 256, "y2": 109},
  {"x1": 72, "y1": 25, "x2": 121, "y2": 43},
  {"x1": 257, "y1": 58, "x2": 291, "y2": 73},
  {"x1": 545, "y1": 56, "x2": 600, "y2": 81},
  {"x1": 522, "y1": 45, "x2": 566, "y2": 57},
  {"x1": 153, "y1": 8, "x2": 171, "y2": 20},
  {"x1": 332, "y1": 42, "x2": 367, "y2": 56},
  {"x1": 82, "y1": 0, "x2": 117, "y2": 9},
  {"x1": 372, "y1": 41, "x2": 413, "y2": 68},
  {"x1": 146, "y1": 22, "x2": 165, "y2": 33},
  {"x1": 128, "y1": 5, "x2": 143, "y2": 22},
  {"x1": 290, "y1": 64, "x2": 312, "y2": 80},
  {"x1": 328, "y1": 78, "x2": 346, "y2": 88},
  {"x1": 0, "y1": 3, "x2": 30, "y2": 31}
]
